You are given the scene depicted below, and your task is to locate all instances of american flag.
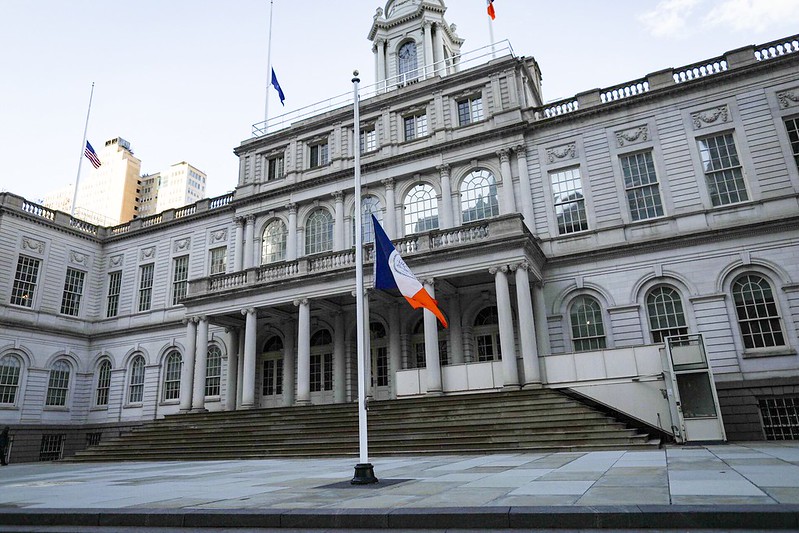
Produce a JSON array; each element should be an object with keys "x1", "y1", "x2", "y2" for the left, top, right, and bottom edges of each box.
[{"x1": 84, "y1": 141, "x2": 101, "y2": 169}]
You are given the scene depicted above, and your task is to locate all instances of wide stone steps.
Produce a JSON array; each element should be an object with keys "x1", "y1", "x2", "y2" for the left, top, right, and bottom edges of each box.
[{"x1": 70, "y1": 389, "x2": 658, "y2": 461}]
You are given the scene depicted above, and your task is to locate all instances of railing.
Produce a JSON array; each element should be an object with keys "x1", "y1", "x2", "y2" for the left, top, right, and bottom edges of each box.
[
  {"x1": 69, "y1": 217, "x2": 99, "y2": 235},
  {"x1": 22, "y1": 201, "x2": 55, "y2": 221},
  {"x1": 541, "y1": 98, "x2": 578, "y2": 118},
  {"x1": 308, "y1": 249, "x2": 356, "y2": 272},
  {"x1": 600, "y1": 79, "x2": 649, "y2": 103},
  {"x1": 208, "y1": 271, "x2": 248, "y2": 292},
  {"x1": 210, "y1": 192, "x2": 235, "y2": 209},
  {"x1": 141, "y1": 214, "x2": 162, "y2": 227},
  {"x1": 672, "y1": 56, "x2": 727, "y2": 83},
  {"x1": 431, "y1": 223, "x2": 490, "y2": 248},
  {"x1": 257, "y1": 261, "x2": 300, "y2": 282},
  {"x1": 174, "y1": 205, "x2": 196, "y2": 218},
  {"x1": 755, "y1": 36, "x2": 799, "y2": 61}
]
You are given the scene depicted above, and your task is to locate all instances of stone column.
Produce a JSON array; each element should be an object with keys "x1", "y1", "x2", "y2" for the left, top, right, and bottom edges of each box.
[
  {"x1": 333, "y1": 311, "x2": 346, "y2": 403},
  {"x1": 191, "y1": 316, "x2": 209, "y2": 411},
  {"x1": 295, "y1": 298, "x2": 311, "y2": 405},
  {"x1": 491, "y1": 266, "x2": 520, "y2": 389},
  {"x1": 225, "y1": 327, "x2": 239, "y2": 411},
  {"x1": 241, "y1": 308, "x2": 257, "y2": 408},
  {"x1": 179, "y1": 317, "x2": 197, "y2": 412},
  {"x1": 375, "y1": 38, "x2": 386, "y2": 93},
  {"x1": 512, "y1": 263, "x2": 541, "y2": 386},
  {"x1": 423, "y1": 280, "x2": 443, "y2": 395},
  {"x1": 498, "y1": 149, "x2": 516, "y2": 215},
  {"x1": 437, "y1": 164, "x2": 454, "y2": 228},
  {"x1": 388, "y1": 303, "x2": 401, "y2": 399},
  {"x1": 236, "y1": 328, "x2": 244, "y2": 408},
  {"x1": 514, "y1": 145, "x2": 535, "y2": 231},
  {"x1": 286, "y1": 203, "x2": 298, "y2": 261},
  {"x1": 333, "y1": 191, "x2": 345, "y2": 251},
  {"x1": 448, "y1": 292, "x2": 464, "y2": 365},
  {"x1": 243, "y1": 215, "x2": 256, "y2": 269},
  {"x1": 282, "y1": 319, "x2": 296, "y2": 406},
  {"x1": 422, "y1": 21, "x2": 434, "y2": 78},
  {"x1": 233, "y1": 217, "x2": 245, "y2": 271},
  {"x1": 382, "y1": 178, "x2": 396, "y2": 237},
  {"x1": 533, "y1": 283, "x2": 551, "y2": 359},
  {"x1": 433, "y1": 22, "x2": 445, "y2": 75}
]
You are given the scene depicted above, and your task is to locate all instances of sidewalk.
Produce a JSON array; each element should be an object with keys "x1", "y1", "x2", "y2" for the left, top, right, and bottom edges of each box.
[{"x1": 1, "y1": 442, "x2": 798, "y2": 530}]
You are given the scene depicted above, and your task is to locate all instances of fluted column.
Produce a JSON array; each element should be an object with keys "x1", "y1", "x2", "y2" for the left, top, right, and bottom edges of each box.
[
  {"x1": 191, "y1": 316, "x2": 209, "y2": 411},
  {"x1": 491, "y1": 266, "x2": 520, "y2": 389},
  {"x1": 375, "y1": 38, "x2": 386, "y2": 93},
  {"x1": 382, "y1": 178, "x2": 396, "y2": 237},
  {"x1": 295, "y1": 298, "x2": 311, "y2": 405},
  {"x1": 179, "y1": 317, "x2": 197, "y2": 412},
  {"x1": 333, "y1": 191, "x2": 345, "y2": 251},
  {"x1": 286, "y1": 203, "x2": 298, "y2": 261},
  {"x1": 225, "y1": 327, "x2": 239, "y2": 411},
  {"x1": 333, "y1": 311, "x2": 346, "y2": 403},
  {"x1": 423, "y1": 280, "x2": 443, "y2": 395},
  {"x1": 233, "y1": 217, "x2": 245, "y2": 271},
  {"x1": 514, "y1": 145, "x2": 535, "y2": 231},
  {"x1": 449, "y1": 292, "x2": 464, "y2": 365},
  {"x1": 243, "y1": 215, "x2": 256, "y2": 269},
  {"x1": 498, "y1": 149, "x2": 516, "y2": 215},
  {"x1": 282, "y1": 319, "x2": 296, "y2": 406},
  {"x1": 241, "y1": 308, "x2": 257, "y2": 408},
  {"x1": 388, "y1": 303, "x2": 401, "y2": 399},
  {"x1": 422, "y1": 20, "x2": 434, "y2": 78},
  {"x1": 533, "y1": 283, "x2": 551, "y2": 359},
  {"x1": 512, "y1": 263, "x2": 541, "y2": 386},
  {"x1": 437, "y1": 164, "x2": 454, "y2": 228}
]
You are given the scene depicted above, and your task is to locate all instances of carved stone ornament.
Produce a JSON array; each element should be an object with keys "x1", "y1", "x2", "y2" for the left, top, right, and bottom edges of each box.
[
  {"x1": 21, "y1": 237, "x2": 45, "y2": 255},
  {"x1": 210, "y1": 229, "x2": 228, "y2": 244},
  {"x1": 140, "y1": 246, "x2": 156, "y2": 260},
  {"x1": 691, "y1": 105, "x2": 729, "y2": 130},
  {"x1": 546, "y1": 143, "x2": 576, "y2": 163},
  {"x1": 69, "y1": 251, "x2": 88, "y2": 266},
  {"x1": 615, "y1": 125, "x2": 649, "y2": 147},
  {"x1": 777, "y1": 89, "x2": 799, "y2": 109},
  {"x1": 173, "y1": 237, "x2": 191, "y2": 253},
  {"x1": 109, "y1": 254, "x2": 123, "y2": 268}
]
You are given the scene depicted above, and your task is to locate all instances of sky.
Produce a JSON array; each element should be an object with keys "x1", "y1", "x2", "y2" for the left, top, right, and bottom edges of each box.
[{"x1": 1, "y1": 0, "x2": 798, "y2": 203}]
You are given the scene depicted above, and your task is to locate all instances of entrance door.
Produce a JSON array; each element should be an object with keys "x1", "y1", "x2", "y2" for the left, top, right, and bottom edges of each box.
[
  {"x1": 259, "y1": 336, "x2": 283, "y2": 408},
  {"x1": 370, "y1": 322, "x2": 391, "y2": 400}
]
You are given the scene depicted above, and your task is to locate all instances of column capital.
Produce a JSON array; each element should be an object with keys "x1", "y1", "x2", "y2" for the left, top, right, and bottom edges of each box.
[
  {"x1": 240, "y1": 308, "x2": 255, "y2": 316},
  {"x1": 374, "y1": 36, "x2": 386, "y2": 47},
  {"x1": 234, "y1": 216, "x2": 246, "y2": 227},
  {"x1": 245, "y1": 214, "x2": 256, "y2": 224},
  {"x1": 510, "y1": 261, "x2": 530, "y2": 272},
  {"x1": 489, "y1": 265, "x2": 509, "y2": 275},
  {"x1": 332, "y1": 190, "x2": 344, "y2": 203},
  {"x1": 513, "y1": 144, "x2": 528, "y2": 157},
  {"x1": 436, "y1": 163, "x2": 451, "y2": 177},
  {"x1": 382, "y1": 177, "x2": 394, "y2": 190},
  {"x1": 422, "y1": 278, "x2": 436, "y2": 287},
  {"x1": 293, "y1": 298, "x2": 309, "y2": 307},
  {"x1": 197, "y1": 315, "x2": 208, "y2": 323},
  {"x1": 422, "y1": 19, "x2": 433, "y2": 30},
  {"x1": 287, "y1": 202, "x2": 297, "y2": 214},
  {"x1": 496, "y1": 148, "x2": 511, "y2": 164}
]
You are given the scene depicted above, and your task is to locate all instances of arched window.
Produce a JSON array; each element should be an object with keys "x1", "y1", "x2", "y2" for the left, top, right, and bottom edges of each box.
[
  {"x1": 128, "y1": 355, "x2": 145, "y2": 403},
  {"x1": 732, "y1": 274, "x2": 786, "y2": 349},
  {"x1": 46, "y1": 360, "x2": 71, "y2": 406},
  {"x1": 163, "y1": 350, "x2": 182, "y2": 401},
  {"x1": 205, "y1": 345, "x2": 222, "y2": 397},
  {"x1": 310, "y1": 330, "x2": 333, "y2": 392},
  {"x1": 354, "y1": 195, "x2": 383, "y2": 245},
  {"x1": 262, "y1": 219, "x2": 287, "y2": 264},
  {"x1": 570, "y1": 296, "x2": 606, "y2": 351},
  {"x1": 398, "y1": 41, "x2": 418, "y2": 83},
  {"x1": 262, "y1": 336, "x2": 284, "y2": 397},
  {"x1": 474, "y1": 306, "x2": 502, "y2": 361},
  {"x1": 411, "y1": 319, "x2": 448, "y2": 369},
  {"x1": 0, "y1": 354, "x2": 21, "y2": 405},
  {"x1": 460, "y1": 169, "x2": 499, "y2": 222},
  {"x1": 95, "y1": 359, "x2": 112, "y2": 407},
  {"x1": 646, "y1": 286, "x2": 688, "y2": 343},
  {"x1": 305, "y1": 209, "x2": 334, "y2": 255},
  {"x1": 404, "y1": 183, "x2": 439, "y2": 234}
]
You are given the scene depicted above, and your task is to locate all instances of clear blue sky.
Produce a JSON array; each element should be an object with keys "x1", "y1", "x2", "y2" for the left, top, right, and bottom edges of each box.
[{"x1": 1, "y1": 0, "x2": 797, "y2": 203}]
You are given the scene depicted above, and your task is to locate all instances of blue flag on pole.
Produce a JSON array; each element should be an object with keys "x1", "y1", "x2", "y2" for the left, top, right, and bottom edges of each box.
[{"x1": 271, "y1": 68, "x2": 285, "y2": 106}]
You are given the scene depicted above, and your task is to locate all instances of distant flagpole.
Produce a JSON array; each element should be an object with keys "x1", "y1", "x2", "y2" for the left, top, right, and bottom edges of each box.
[
  {"x1": 264, "y1": 0, "x2": 275, "y2": 131},
  {"x1": 487, "y1": 0, "x2": 496, "y2": 59},
  {"x1": 71, "y1": 82, "x2": 95, "y2": 217}
]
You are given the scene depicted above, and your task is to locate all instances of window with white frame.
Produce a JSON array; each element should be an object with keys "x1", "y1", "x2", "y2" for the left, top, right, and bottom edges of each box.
[
  {"x1": 45, "y1": 360, "x2": 71, "y2": 407},
  {"x1": 106, "y1": 271, "x2": 122, "y2": 318},
  {"x1": 732, "y1": 274, "x2": 786, "y2": 349},
  {"x1": 403, "y1": 183, "x2": 439, "y2": 234},
  {"x1": 0, "y1": 354, "x2": 21, "y2": 405},
  {"x1": 569, "y1": 296, "x2": 607, "y2": 352},
  {"x1": 171, "y1": 256, "x2": 189, "y2": 305},
  {"x1": 620, "y1": 151, "x2": 664, "y2": 221},
  {"x1": 398, "y1": 41, "x2": 418, "y2": 84},
  {"x1": 551, "y1": 167, "x2": 588, "y2": 234},
  {"x1": 457, "y1": 95, "x2": 483, "y2": 126},
  {"x1": 95, "y1": 359, "x2": 111, "y2": 407},
  {"x1": 127, "y1": 355, "x2": 145, "y2": 403},
  {"x1": 410, "y1": 319, "x2": 448, "y2": 368},
  {"x1": 305, "y1": 209, "x2": 334, "y2": 255},
  {"x1": 646, "y1": 286, "x2": 689, "y2": 343},
  {"x1": 460, "y1": 169, "x2": 499, "y2": 222},
  {"x1": 474, "y1": 306, "x2": 501, "y2": 362},
  {"x1": 209, "y1": 247, "x2": 227, "y2": 275},
  {"x1": 360, "y1": 125, "x2": 377, "y2": 154},
  {"x1": 11, "y1": 255, "x2": 40, "y2": 307},
  {"x1": 163, "y1": 351, "x2": 182, "y2": 401},
  {"x1": 59, "y1": 267, "x2": 85, "y2": 316},
  {"x1": 138, "y1": 263, "x2": 154, "y2": 312},
  {"x1": 785, "y1": 117, "x2": 799, "y2": 170},
  {"x1": 205, "y1": 345, "x2": 222, "y2": 397},
  {"x1": 309, "y1": 140, "x2": 329, "y2": 169},
  {"x1": 403, "y1": 112, "x2": 427, "y2": 141},
  {"x1": 265, "y1": 153, "x2": 285, "y2": 181},
  {"x1": 697, "y1": 132, "x2": 749, "y2": 206},
  {"x1": 39, "y1": 434, "x2": 65, "y2": 461},
  {"x1": 262, "y1": 336, "x2": 284, "y2": 396},
  {"x1": 370, "y1": 322, "x2": 389, "y2": 387},
  {"x1": 310, "y1": 330, "x2": 333, "y2": 392},
  {"x1": 262, "y1": 219, "x2": 287, "y2": 264},
  {"x1": 354, "y1": 195, "x2": 382, "y2": 245}
]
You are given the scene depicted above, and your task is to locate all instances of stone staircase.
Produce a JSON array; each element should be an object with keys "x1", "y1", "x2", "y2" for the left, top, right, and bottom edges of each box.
[{"x1": 70, "y1": 389, "x2": 659, "y2": 461}]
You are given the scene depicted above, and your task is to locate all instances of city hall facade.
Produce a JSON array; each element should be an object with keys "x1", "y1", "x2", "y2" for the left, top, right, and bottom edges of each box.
[{"x1": 2, "y1": 1, "x2": 799, "y2": 461}]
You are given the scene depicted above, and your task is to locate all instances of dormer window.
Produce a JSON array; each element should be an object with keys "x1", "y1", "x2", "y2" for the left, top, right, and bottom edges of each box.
[
  {"x1": 360, "y1": 125, "x2": 377, "y2": 154},
  {"x1": 266, "y1": 153, "x2": 284, "y2": 181},
  {"x1": 457, "y1": 95, "x2": 483, "y2": 126},
  {"x1": 309, "y1": 140, "x2": 329, "y2": 169}
]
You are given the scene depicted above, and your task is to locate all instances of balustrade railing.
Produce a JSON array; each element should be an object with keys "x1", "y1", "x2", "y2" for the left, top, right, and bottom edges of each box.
[
  {"x1": 22, "y1": 201, "x2": 55, "y2": 220},
  {"x1": 210, "y1": 192, "x2": 235, "y2": 209},
  {"x1": 431, "y1": 223, "x2": 490, "y2": 248},
  {"x1": 174, "y1": 205, "x2": 196, "y2": 218},
  {"x1": 69, "y1": 217, "x2": 99, "y2": 235},
  {"x1": 257, "y1": 261, "x2": 300, "y2": 282},
  {"x1": 601, "y1": 79, "x2": 649, "y2": 103},
  {"x1": 755, "y1": 36, "x2": 799, "y2": 61},
  {"x1": 673, "y1": 56, "x2": 727, "y2": 83}
]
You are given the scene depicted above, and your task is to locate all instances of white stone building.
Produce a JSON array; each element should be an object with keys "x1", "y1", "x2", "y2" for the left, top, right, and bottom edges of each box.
[{"x1": 1, "y1": 0, "x2": 798, "y2": 461}]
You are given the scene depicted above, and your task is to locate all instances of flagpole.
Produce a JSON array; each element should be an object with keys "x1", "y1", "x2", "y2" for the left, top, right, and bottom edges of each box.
[
  {"x1": 488, "y1": 12, "x2": 496, "y2": 59},
  {"x1": 351, "y1": 70, "x2": 377, "y2": 485},
  {"x1": 71, "y1": 81, "x2": 95, "y2": 217},
  {"x1": 264, "y1": 0, "x2": 275, "y2": 132}
]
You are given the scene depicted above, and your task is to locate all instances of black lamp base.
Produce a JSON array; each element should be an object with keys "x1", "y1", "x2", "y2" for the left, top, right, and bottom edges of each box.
[{"x1": 351, "y1": 463, "x2": 378, "y2": 485}]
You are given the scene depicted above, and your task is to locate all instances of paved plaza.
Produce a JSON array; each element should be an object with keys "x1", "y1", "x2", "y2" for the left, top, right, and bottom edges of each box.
[{"x1": 1, "y1": 442, "x2": 799, "y2": 530}]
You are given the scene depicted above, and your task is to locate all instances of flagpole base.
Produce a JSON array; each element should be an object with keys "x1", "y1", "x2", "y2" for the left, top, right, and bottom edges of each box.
[{"x1": 351, "y1": 463, "x2": 378, "y2": 485}]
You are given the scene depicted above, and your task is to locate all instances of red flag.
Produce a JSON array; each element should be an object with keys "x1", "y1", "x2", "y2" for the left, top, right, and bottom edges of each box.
[{"x1": 487, "y1": 0, "x2": 496, "y2": 20}]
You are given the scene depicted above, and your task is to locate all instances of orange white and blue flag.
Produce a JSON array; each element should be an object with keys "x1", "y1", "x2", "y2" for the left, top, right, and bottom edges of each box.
[
  {"x1": 372, "y1": 215, "x2": 447, "y2": 327},
  {"x1": 487, "y1": 0, "x2": 496, "y2": 20}
]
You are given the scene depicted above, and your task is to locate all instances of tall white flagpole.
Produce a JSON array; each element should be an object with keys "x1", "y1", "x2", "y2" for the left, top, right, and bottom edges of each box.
[
  {"x1": 351, "y1": 70, "x2": 377, "y2": 485},
  {"x1": 488, "y1": 11, "x2": 496, "y2": 59},
  {"x1": 71, "y1": 81, "x2": 95, "y2": 217},
  {"x1": 264, "y1": 0, "x2": 275, "y2": 132}
]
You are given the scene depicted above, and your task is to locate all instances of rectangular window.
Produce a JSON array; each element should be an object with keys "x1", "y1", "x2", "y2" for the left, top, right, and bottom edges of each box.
[
  {"x1": 60, "y1": 268, "x2": 86, "y2": 316},
  {"x1": 698, "y1": 132, "x2": 748, "y2": 206},
  {"x1": 95, "y1": 363, "x2": 111, "y2": 407},
  {"x1": 551, "y1": 167, "x2": 588, "y2": 234},
  {"x1": 620, "y1": 151, "x2": 664, "y2": 221},
  {"x1": 404, "y1": 113, "x2": 428, "y2": 141},
  {"x1": 46, "y1": 367, "x2": 70, "y2": 407},
  {"x1": 106, "y1": 271, "x2": 122, "y2": 318},
  {"x1": 171, "y1": 255, "x2": 189, "y2": 305},
  {"x1": 786, "y1": 117, "x2": 799, "y2": 170},
  {"x1": 360, "y1": 127, "x2": 377, "y2": 153},
  {"x1": 209, "y1": 247, "x2": 227, "y2": 275},
  {"x1": 457, "y1": 96, "x2": 483, "y2": 126},
  {"x1": 262, "y1": 359, "x2": 284, "y2": 396},
  {"x1": 310, "y1": 353, "x2": 333, "y2": 392},
  {"x1": 39, "y1": 434, "x2": 65, "y2": 461},
  {"x1": 266, "y1": 154, "x2": 284, "y2": 181},
  {"x1": 759, "y1": 396, "x2": 799, "y2": 440},
  {"x1": 309, "y1": 142, "x2": 329, "y2": 169},
  {"x1": 10, "y1": 255, "x2": 40, "y2": 307},
  {"x1": 138, "y1": 263, "x2": 154, "y2": 312},
  {"x1": 86, "y1": 432, "x2": 102, "y2": 447}
]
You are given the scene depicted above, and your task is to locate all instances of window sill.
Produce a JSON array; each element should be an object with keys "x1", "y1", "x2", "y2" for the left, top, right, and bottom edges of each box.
[
  {"x1": 159, "y1": 400, "x2": 180, "y2": 406},
  {"x1": 742, "y1": 347, "x2": 797, "y2": 359},
  {"x1": 0, "y1": 405, "x2": 19, "y2": 410},
  {"x1": 43, "y1": 406, "x2": 69, "y2": 412},
  {"x1": 123, "y1": 403, "x2": 143, "y2": 409},
  {"x1": 204, "y1": 396, "x2": 221, "y2": 403},
  {"x1": 90, "y1": 406, "x2": 109, "y2": 412}
]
